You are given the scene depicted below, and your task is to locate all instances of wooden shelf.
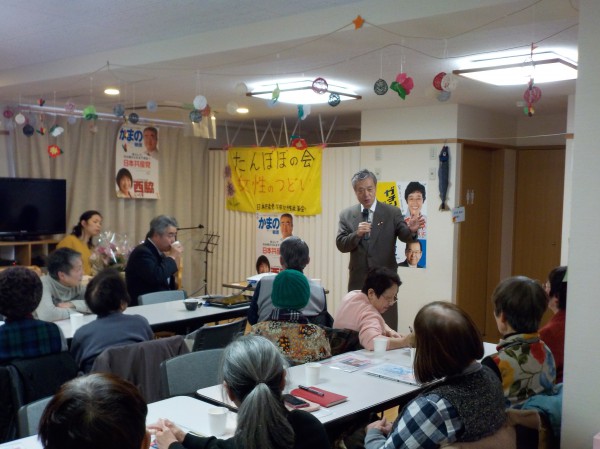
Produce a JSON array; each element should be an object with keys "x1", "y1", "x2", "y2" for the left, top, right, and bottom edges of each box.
[{"x1": 0, "y1": 239, "x2": 61, "y2": 267}]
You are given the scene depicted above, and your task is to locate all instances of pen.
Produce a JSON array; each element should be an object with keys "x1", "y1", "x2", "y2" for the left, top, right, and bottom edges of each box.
[{"x1": 298, "y1": 385, "x2": 325, "y2": 397}]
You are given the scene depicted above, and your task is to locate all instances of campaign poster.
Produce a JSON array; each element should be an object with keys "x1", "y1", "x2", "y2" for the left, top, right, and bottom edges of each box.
[
  {"x1": 115, "y1": 124, "x2": 160, "y2": 199},
  {"x1": 255, "y1": 213, "x2": 285, "y2": 273}
]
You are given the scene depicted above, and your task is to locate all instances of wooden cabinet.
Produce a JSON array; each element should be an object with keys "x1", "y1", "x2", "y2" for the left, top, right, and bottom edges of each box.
[{"x1": 0, "y1": 239, "x2": 60, "y2": 267}]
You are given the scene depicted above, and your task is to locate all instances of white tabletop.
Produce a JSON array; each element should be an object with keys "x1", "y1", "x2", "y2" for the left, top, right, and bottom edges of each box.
[
  {"x1": 0, "y1": 396, "x2": 236, "y2": 449},
  {"x1": 55, "y1": 299, "x2": 249, "y2": 339},
  {"x1": 196, "y1": 343, "x2": 499, "y2": 426},
  {"x1": 197, "y1": 348, "x2": 419, "y2": 425}
]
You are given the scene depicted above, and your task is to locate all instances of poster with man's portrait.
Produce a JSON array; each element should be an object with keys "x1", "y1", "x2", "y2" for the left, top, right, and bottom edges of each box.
[
  {"x1": 114, "y1": 124, "x2": 160, "y2": 199},
  {"x1": 397, "y1": 180, "x2": 427, "y2": 268}
]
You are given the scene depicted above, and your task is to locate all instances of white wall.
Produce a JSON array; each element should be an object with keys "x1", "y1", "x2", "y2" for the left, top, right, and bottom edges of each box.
[
  {"x1": 361, "y1": 105, "x2": 459, "y2": 141},
  {"x1": 561, "y1": 0, "x2": 600, "y2": 446}
]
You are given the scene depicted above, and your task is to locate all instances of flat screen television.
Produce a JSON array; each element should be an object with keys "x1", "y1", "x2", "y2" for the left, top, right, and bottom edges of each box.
[{"x1": 0, "y1": 177, "x2": 67, "y2": 239}]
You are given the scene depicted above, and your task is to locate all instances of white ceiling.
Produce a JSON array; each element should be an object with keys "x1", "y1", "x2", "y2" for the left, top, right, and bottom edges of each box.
[{"x1": 0, "y1": 0, "x2": 579, "y2": 131}]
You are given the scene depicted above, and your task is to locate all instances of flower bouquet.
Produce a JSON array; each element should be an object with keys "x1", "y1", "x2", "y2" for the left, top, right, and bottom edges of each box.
[{"x1": 90, "y1": 231, "x2": 133, "y2": 274}]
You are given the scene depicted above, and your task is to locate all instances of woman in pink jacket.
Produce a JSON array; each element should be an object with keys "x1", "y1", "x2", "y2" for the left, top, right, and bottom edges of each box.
[{"x1": 333, "y1": 267, "x2": 412, "y2": 350}]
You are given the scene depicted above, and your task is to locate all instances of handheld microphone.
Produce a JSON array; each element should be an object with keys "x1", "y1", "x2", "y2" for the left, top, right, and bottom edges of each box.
[{"x1": 362, "y1": 208, "x2": 370, "y2": 241}]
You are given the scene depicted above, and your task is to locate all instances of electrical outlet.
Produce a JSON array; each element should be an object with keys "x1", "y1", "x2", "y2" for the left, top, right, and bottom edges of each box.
[
  {"x1": 375, "y1": 147, "x2": 382, "y2": 161},
  {"x1": 374, "y1": 168, "x2": 381, "y2": 179},
  {"x1": 429, "y1": 167, "x2": 436, "y2": 180},
  {"x1": 430, "y1": 147, "x2": 437, "y2": 160}
]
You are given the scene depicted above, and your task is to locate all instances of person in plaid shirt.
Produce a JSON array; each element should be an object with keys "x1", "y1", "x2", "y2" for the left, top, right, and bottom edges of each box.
[
  {"x1": 365, "y1": 302, "x2": 505, "y2": 449},
  {"x1": 0, "y1": 267, "x2": 66, "y2": 363}
]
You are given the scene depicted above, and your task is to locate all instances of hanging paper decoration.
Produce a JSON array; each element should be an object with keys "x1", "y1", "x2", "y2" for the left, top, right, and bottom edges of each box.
[
  {"x1": 50, "y1": 125, "x2": 64, "y2": 137},
  {"x1": 128, "y1": 112, "x2": 139, "y2": 124},
  {"x1": 36, "y1": 127, "x2": 46, "y2": 135},
  {"x1": 67, "y1": 116, "x2": 77, "y2": 125},
  {"x1": 390, "y1": 73, "x2": 414, "y2": 99},
  {"x1": 146, "y1": 100, "x2": 158, "y2": 112},
  {"x1": 271, "y1": 84, "x2": 280, "y2": 105},
  {"x1": 433, "y1": 72, "x2": 446, "y2": 91},
  {"x1": 291, "y1": 137, "x2": 308, "y2": 150},
  {"x1": 353, "y1": 15, "x2": 365, "y2": 29},
  {"x1": 65, "y1": 100, "x2": 76, "y2": 113},
  {"x1": 37, "y1": 98, "x2": 45, "y2": 107},
  {"x1": 374, "y1": 79, "x2": 388, "y2": 95},
  {"x1": 201, "y1": 104, "x2": 211, "y2": 117},
  {"x1": 235, "y1": 82, "x2": 248, "y2": 96},
  {"x1": 113, "y1": 103, "x2": 125, "y2": 117},
  {"x1": 297, "y1": 105, "x2": 304, "y2": 119},
  {"x1": 82, "y1": 105, "x2": 98, "y2": 120},
  {"x1": 226, "y1": 101, "x2": 239, "y2": 115},
  {"x1": 441, "y1": 74, "x2": 458, "y2": 92},
  {"x1": 15, "y1": 113, "x2": 26, "y2": 125},
  {"x1": 193, "y1": 95, "x2": 207, "y2": 110},
  {"x1": 189, "y1": 109, "x2": 202, "y2": 123},
  {"x1": 23, "y1": 124, "x2": 34, "y2": 136},
  {"x1": 89, "y1": 123, "x2": 98, "y2": 134},
  {"x1": 523, "y1": 79, "x2": 542, "y2": 117},
  {"x1": 48, "y1": 144, "x2": 63, "y2": 158},
  {"x1": 328, "y1": 93, "x2": 341, "y2": 107},
  {"x1": 312, "y1": 77, "x2": 328, "y2": 94},
  {"x1": 3, "y1": 108, "x2": 14, "y2": 119}
]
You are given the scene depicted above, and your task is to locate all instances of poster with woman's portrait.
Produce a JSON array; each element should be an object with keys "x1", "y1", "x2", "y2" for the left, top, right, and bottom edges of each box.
[
  {"x1": 114, "y1": 124, "x2": 160, "y2": 199},
  {"x1": 397, "y1": 180, "x2": 427, "y2": 268}
]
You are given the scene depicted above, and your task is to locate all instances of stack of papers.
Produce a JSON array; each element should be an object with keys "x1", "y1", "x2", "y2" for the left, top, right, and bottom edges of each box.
[{"x1": 364, "y1": 363, "x2": 418, "y2": 385}]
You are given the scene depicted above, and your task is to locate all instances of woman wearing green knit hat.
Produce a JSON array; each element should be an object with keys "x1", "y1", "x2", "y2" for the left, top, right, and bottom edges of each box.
[{"x1": 250, "y1": 269, "x2": 331, "y2": 365}]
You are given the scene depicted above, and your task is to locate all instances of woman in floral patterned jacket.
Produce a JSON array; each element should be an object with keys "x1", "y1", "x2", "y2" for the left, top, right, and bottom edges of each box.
[
  {"x1": 250, "y1": 269, "x2": 331, "y2": 365},
  {"x1": 482, "y1": 276, "x2": 556, "y2": 407}
]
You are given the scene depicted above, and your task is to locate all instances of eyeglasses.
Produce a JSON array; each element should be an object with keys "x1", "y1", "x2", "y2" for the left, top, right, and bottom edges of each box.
[{"x1": 380, "y1": 294, "x2": 398, "y2": 305}]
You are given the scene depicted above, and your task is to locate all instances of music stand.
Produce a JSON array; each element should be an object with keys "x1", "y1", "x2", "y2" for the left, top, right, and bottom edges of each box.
[{"x1": 195, "y1": 232, "x2": 220, "y2": 295}]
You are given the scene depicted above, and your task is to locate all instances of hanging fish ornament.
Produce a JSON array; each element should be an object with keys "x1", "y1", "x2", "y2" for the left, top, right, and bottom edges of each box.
[{"x1": 438, "y1": 145, "x2": 450, "y2": 211}]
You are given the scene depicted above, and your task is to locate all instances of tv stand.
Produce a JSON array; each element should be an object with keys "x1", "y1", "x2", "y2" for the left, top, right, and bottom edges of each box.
[{"x1": 0, "y1": 239, "x2": 60, "y2": 267}]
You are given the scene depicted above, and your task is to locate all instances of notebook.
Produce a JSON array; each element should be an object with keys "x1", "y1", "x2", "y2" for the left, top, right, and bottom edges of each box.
[
  {"x1": 364, "y1": 363, "x2": 418, "y2": 385},
  {"x1": 290, "y1": 386, "x2": 348, "y2": 408}
]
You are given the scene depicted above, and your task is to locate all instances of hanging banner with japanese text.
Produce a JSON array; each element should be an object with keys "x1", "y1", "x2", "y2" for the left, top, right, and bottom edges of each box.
[
  {"x1": 225, "y1": 147, "x2": 322, "y2": 215},
  {"x1": 115, "y1": 124, "x2": 160, "y2": 199}
]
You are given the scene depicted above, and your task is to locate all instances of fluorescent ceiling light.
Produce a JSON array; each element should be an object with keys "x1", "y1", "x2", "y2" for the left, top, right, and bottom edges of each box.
[
  {"x1": 248, "y1": 79, "x2": 361, "y2": 105},
  {"x1": 453, "y1": 52, "x2": 577, "y2": 86},
  {"x1": 236, "y1": 107, "x2": 249, "y2": 114},
  {"x1": 104, "y1": 87, "x2": 120, "y2": 95}
]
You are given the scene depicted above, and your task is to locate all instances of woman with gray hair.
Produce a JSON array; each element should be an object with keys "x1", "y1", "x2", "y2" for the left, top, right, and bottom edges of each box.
[{"x1": 150, "y1": 335, "x2": 330, "y2": 449}]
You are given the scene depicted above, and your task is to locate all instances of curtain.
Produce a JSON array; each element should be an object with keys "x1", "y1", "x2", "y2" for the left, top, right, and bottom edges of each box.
[{"x1": 10, "y1": 116, "x2": 210, "y2": 294}]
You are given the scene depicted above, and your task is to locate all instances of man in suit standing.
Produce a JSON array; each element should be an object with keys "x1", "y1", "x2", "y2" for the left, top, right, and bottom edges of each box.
[
  {"x1": 336, "y1": 169, "x2": 423, "y2": 329},
  {"x1": 125, "y1": 215, "x2": 183, "y2": 305}
]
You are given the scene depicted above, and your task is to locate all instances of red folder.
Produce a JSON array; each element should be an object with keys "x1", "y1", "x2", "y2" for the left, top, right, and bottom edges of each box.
[{"x1": 290, "y1": 387, "x2": 348, "y2": 407}]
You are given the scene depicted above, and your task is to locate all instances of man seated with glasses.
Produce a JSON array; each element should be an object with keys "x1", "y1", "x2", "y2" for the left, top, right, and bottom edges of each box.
[
  {"x1": 398, "y1": 241, "x2": 425, "y2": 268},
  {"x1": 125, "y1": 215, "x2": 183, "y2": 306},
  {"x1": 333, "y1": 267, "x2": 413, "y2": 351}
]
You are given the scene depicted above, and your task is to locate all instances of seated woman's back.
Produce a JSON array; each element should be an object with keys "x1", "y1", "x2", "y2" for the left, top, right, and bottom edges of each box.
[
  {"x1": 70, "y1": 268, "x2": 153, "y2": 372},
  {"x1": 151, "y1": 335, "x2": 330, "y2": 449}
]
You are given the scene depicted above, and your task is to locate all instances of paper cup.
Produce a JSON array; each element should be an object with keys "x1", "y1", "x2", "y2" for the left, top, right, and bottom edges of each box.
[
  {"x1": 373, "y1": 336, "x2": 388, "y2": 354},
  {"x1": 305, "y1": 362, "x2": 321, "y2": 385},
  {"x1": 70, "y1": 313, "x2": 85, "y2": 332},
  {"x1": 208, "y1": 407, "x2": 228, "y2": 435}
]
